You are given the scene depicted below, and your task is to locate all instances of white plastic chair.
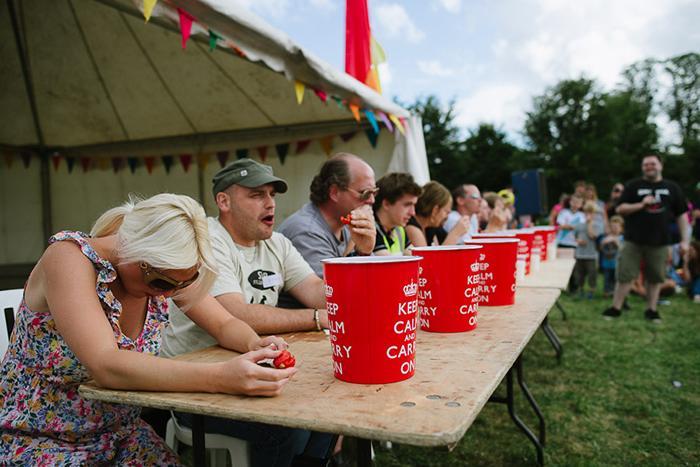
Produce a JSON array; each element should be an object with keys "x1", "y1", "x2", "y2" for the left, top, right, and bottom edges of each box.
[
  {"x1": 165, "y1": 412, "x2": 250, "y2": 467},
  {"x1": 0, "y1": 288, "x2": 24, "y2": 358}
]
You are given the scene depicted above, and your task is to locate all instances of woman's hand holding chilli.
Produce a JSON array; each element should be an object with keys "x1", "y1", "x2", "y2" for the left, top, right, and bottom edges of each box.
[
  {"x1": 217, "y1": 347, "x2": 296, "y2": 397},
  {"x1": 250, "y1": 335, "x2": 288, "y2": 352}
]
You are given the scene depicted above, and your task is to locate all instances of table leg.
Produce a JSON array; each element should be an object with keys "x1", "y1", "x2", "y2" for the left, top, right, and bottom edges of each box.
[
  {"x1": 191, "y1": 414, "x2": 206, "y2": 467},
  {"x1": 489, "y1": 359, "x2": 545, "y2": 466},
  {"x1": 357, "y1": 439, "x2": 373, "y2": 467},
  {"x1": 540, "y1": 317, "x2": 563, "y2": 362},
  {"x1": 555, "y1": 300, "x2": 567, "y2": 321},
  {"x1": 515, "y1": 356, "x2": 546, "y2": 446}
]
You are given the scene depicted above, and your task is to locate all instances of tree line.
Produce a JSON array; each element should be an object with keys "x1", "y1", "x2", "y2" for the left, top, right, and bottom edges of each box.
[{"x1": 405, "y1": 52, "x2": 699, "y2": 206}]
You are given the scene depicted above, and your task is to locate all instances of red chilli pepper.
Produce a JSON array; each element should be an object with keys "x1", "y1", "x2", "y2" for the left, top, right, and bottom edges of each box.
[
  {"x1": 272, "y1": 350, "x2": 296, "y2": 369},
  {"x1": 340, "y1": 214, "x2": 353, "y2": 225}
]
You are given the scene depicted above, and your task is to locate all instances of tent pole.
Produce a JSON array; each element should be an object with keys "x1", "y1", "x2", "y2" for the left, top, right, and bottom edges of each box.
[{"x1": 7, "y1": 0, "x2": 52, "y2": 240}]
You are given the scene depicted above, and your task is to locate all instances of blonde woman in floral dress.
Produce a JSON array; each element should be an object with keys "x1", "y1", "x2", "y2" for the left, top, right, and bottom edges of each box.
[{"x1": 0, "y1": 194, "x2": 293, "y2": 465}]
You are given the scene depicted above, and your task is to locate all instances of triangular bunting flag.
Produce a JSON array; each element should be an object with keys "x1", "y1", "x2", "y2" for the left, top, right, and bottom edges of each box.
[
  {"x1": 80, "y1": 157, "x2": 91, "y2": 173},
  {"x1": 20, "y1": 151, "x2": 31, "y2": 168},
  {"x1": 349, "y1": 104, "x2": 361, "y2": 122},
  {"x1": 389, "y1": 114, "x2": 404, "y2": 135},
  {"x1": 294, "y1": 81, "x2": 305, "y2": 105},
  {"x1": 377, "y1": 111, "x2": 393, "y2": 132},
  {"x1": 209, "y1": 30, "x2": 222, "y2": 51},
  {"x1": 177, "y1": 8, "x2": 194, "y2": 49},
  {"x1": 275, "y1": 143, "x2": 289, "y2": 165},
  {"x1": 332, "y1": 96, "x2": 344, "y2": 109},
  {"x1": 3, "y1": 154, "x2": 13, "y2": 169},
  {"x1": 162, "y1": 155, "x2": 174, "y2": 173},
  {"x1": 197, "y1": 153, "x2": 209, "y2": 170},
  {"x1": 313, "y1": 89, "x2": 328, "y2": 103},
  {"x1": 295, "y1": 140, "x2": 311, "y2": 154},
  {"x1": 216, "y1": 151, "x2": 229, "y2": 167},
  {"x1": 65, "y1": 156, "x2": 75, "y2": 173},
  {"x1": 340, "y1": 132, "x2": 356, "y2": 142},
  {"x1": 364, "y1": 110, "x2": 379, "y2": 134},
  {"x1": 111, "y1": 157, "x2": 124, "y2": 173},
  {"x1": 398, "y1": 117, "x2": 408, "y2": 132},
  {"x1": 235, "y1": 148, "x2": 249, "y2": 160},
  {"x1": 127, "y1": 157, "x2": 139, "y2": 174},
  {"x1": 365, "y1": 128, "x2": 379, "y2": 148},
  {"x1": 144, "y1": 156, "x2": 156, "y2": 174},
  {"x1": 180, "y1": 154, "x2": 193, "y2": 172},
  {"x1": 97, "y1": 158, "x2": 110, "y2": 171},
  {"x1": 320, "y1": 136, "x2": 334, "y2": 156},
  {"x1": 51, "y1": 152, "x2": 62, "y2": 171},
  {"x1": 143, "y1": 0, "x2": 157, "y2": 21},
  {"x1": 257, "y1": 146, "x2": 268, "y2": 162}
]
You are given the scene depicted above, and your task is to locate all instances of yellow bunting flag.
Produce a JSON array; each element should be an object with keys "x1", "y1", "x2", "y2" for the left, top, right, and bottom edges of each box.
[
  {"x1": 320, "y1": 136, "x2": 334, "y2": 156},
  {"x1": 349, "y1": 104, "x2": 361, "y2": 122},
  {"x1": 197, "y1": 153, "x2": 209, "y2": 170},
  {"x1": 143, "y1": 0, "x2": 158, "y2": 21},
  {"x1": 389, "y1": 114, "x2": 404, "y2": 135},
  {"x1": 294, "y1": 81, "x2": 305, "y2": 105}
]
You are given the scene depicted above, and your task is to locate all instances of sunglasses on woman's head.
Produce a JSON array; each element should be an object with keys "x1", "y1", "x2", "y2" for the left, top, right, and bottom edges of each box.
[{"x1": 140, "y1": 262, "x2": 199, "y2": 292}]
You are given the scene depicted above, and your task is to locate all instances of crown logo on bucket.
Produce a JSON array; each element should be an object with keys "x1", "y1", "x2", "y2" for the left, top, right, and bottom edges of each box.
[
  {"x1": 470, "y1": 262, "x2": 480, "y2": 273},
  {"x1": 324, "y1": 284, "x2": 334, "y2": 297},
  {"x1": 403, "y1": 281, "x2": 418, "y2": 297}
]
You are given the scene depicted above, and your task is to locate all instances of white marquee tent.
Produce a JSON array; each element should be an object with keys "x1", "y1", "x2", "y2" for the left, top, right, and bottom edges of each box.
[{"x1": 0, "y1": 0, "x2": 429, "y2": 285}]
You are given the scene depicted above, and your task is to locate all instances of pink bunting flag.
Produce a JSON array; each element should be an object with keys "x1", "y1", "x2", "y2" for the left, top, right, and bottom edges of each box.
[
  {"x1": 216, "y1": 151, "x2": 229, "y2": 167},
  {"x1": 180, "y1": 154, "x2": 193, "y2": 172},
  {"x1": 313, "y1": 89, "x2": 328, "y2": 103},
  {"x1": 177, "y1": 8, "x2": 194, "y2": 49},
  {"x1": 295, "y1": 140, "x2": 311, "y2": 154},
  {"x1": 257, "y1": 146, "x2": 268, "y2": 162},
  {"x1": 51, "y1": 152, "x2": 62, "y2": 171},
  {"x1": 111, "y1": 157, "x2": 124, "y2": 173},
  {"x1": 144, "y1": 156, "x2": 156, "y2": 174},
  {"x1": 377, "y1": 111, "x2": 393, "y2": 132},
  {"x1": 80, "y1": 157, "x2": 91, "y2": 173}
]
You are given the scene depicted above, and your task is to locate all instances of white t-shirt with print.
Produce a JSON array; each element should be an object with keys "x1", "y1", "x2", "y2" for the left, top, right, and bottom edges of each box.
[{"x1": 161, "y1": 217, "x2": 314, "y2": 357}]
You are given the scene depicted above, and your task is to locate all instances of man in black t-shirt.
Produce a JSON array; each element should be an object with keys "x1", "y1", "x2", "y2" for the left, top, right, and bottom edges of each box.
[{"x1": 603, "y1": 155, "x2": 689, "y2": 322}]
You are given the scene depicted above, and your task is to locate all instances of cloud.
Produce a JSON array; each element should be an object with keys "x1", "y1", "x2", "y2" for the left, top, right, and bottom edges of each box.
[
  {"x1": 375, "y1": 3, "x2": 425, "y2": 43},
  {"x1": 417, "y1": 60, "x2": 455, "y2": 77},
  {"x1": 454, "y1": 84, "x2": 527, "y2": 135},
  {"x1": 435, "y1": 0, "x2": 461, "y2": 13},
  {"x1": 232, "y1": 0, "x2": 291, "y2": 19}
]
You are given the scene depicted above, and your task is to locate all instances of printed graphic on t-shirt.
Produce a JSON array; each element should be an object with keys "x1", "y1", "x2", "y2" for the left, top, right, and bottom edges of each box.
[
  {"x1": 637, "y1": 187, "x2": 670, "y2": 213},
  {"x1": 248, "y1": 270, "x2": 282, "y2": 291}
]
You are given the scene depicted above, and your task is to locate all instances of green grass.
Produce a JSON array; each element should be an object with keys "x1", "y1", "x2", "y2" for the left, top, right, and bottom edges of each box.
[{"x1": 374, "y1": 290, "x2": 700, "y2": 466}]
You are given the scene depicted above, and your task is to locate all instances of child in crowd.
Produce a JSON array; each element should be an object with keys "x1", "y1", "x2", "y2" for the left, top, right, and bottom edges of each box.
[
  {"x1": 556, "y1": 194, "x2": 585, "y2": 249},
  {"x1": 679, "y1": 240, "x2": 700, "y2": 303},
  {"x1": 574, "y1": 201, "x2": 604, "y2": 298},
  {"x1": 600, "y1": 215, "x2": 624, "y2": 297}
]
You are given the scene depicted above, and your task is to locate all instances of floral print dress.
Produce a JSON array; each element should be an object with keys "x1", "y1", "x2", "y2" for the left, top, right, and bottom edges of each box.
[{"x1": 0, "y1": 231, "x2": 183, "y2": 466}]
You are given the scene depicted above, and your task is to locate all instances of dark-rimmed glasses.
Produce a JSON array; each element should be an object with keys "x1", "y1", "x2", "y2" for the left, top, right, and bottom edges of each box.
[
  {"x1": 140, "y1": 262, "x2": 199, "y2": 292},
  {"x1": 347, "y1": 186, "x2": 380, "y2": 201}
]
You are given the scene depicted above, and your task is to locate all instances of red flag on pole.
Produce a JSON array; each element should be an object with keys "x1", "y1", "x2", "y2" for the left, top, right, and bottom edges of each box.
[{"x1": 345, "y1": 0, "x2": 372, "y2": 86}]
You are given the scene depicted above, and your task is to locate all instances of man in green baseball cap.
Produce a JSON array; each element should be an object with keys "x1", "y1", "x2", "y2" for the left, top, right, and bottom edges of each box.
[
  {"x1": 162, "y1": 157, "x2": 333, "y2": 466},
  {"x1": 212, "y1": 157, "x2": 288, "y2": 196}
]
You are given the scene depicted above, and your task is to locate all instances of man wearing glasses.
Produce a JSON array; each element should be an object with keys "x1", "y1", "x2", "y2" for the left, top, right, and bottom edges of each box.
[
  {"x1": 442, "y1": 184, "x2": 482, "y2": 243},
  {"x1": 278, "y1": 152, "x2": 377, "y2": 278}
]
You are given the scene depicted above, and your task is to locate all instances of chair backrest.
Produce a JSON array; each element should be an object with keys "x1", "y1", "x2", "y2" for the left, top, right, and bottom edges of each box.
[{"x1": 0, "y1": 288, "x2": 24, "y2": 358}]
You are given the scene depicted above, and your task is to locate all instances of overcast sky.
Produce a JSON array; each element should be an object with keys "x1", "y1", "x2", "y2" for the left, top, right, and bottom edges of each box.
[{"x1": 235, "y1": 0, "x2": 699, "y2": 144}]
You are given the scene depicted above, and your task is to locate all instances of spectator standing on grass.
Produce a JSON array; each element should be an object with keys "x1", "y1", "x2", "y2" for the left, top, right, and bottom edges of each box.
[
  {"x1": 574, "y1": 201, "x2": 604, "y2": 299},
  {"x1": 602, "y1": 154, "x2": 689, "y2": 322},
  {"x1": 585, "y1": 183, "x2": 608, "y2": 234},
  {"x1": 549, "y1": 193, "x2": 569, "y2": 226},
  {"x1": 556, "y1": 194, "x2": 585, "y2": 249},
  {"x1": 606, "y1": 183, "x2": 625, "y2": 219},
  {"x1": 600, "y1": 215, "x2": 624, "y2": 297},
  {"x1": 679, "y1": 240, "x2": 700, "y2": 303}
]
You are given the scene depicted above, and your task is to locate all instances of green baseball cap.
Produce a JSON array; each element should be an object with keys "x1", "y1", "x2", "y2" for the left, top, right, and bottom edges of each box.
[{"x1": 212, "y1": 158, "x2": 288, "y2": 196}]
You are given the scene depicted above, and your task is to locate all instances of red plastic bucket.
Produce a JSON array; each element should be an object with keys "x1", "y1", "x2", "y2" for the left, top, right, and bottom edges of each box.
[
  {"x1": 532, "y1": 227, "x2": 555, "y2": 261},
  {"x1": 464, "y1": 238, "x2": 519, "y2": 306},
  {"x1": 535, "y1": 226, "x2": 558, "y2": 260},
  {"x1": 322, "y1": 256, "x2": 422, "y2": 384},
  {"x1": 503, "y1": 230, "x2": 535, "y2": 275},
  {"x1": 412, "y1": 245, "x2": 483, "y2": 333}
]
